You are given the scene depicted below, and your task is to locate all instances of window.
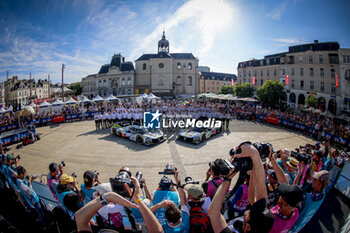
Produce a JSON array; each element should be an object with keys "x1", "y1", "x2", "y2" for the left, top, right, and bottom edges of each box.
[
  {"x1": 320, "y1": 68, "x2": 324, "y2": 77},
  {"x1": 176, "y1": 76, "x2": 182, "y2": 86},
  {"x1": 300, "y1": 80, "x2": 304, "y2": 89},
  {"x1": 282, "y1": 69, "x2": 285, "y2": 75},
  {"x1": 321, "y1": 82, "x2": 324, "y2": 91},
  {"x1": 310, "y1": 68, "x2": 314, "y2": 76},
  {"x1": 267, "y1": 70, "x2": 270, "y2": 76},
  {"x1": 177, "y1": 62, "x2": 181, "y2": 69},
  {"x1": 127, "y1": 78, "x2": 131, "y2": 86},
  {"x1": 345, "y1": 70, "x2": 350, "y2": 80},
  {"x1": 274, "y1": 69, "x2": 277, "y2": 76},
  {"x1": 331, "y1": 84, "x2": 335, "y2": 93},
  {"x1": 291, "y1": 68, "x2": 294, "y2": 76},
  {"x1": 310, "y1": 81, "x2": 314, "y2": 90},
  {"x1": 331, "y1": 69, "x2": 335, "y2": 78},
  {"x1": 309, "y1": 55, "x2": 313, "y2": 63},
  {"x1": 158, "y1": 79, "x2": 164, "y2": 86},
  {"x1": 249, "y1": 71, "x2": 251, "y2": 77},
  {"x1": 254, "y1": 70, "x2": 257, "y2": 76},
  {"x1": 260, "y1": 79, "x2": 264, "y2": 86},
  {"x1": 188, "y1": 63, "x2": 192, "y2": 70},
  {"x1": 260, "y1": 70, "x2": 263, "y2": 76},
  {"x1": 142, "y1": 63, "x2": 146, "y2": 70},
  {"x1": 239, "y1": 72, "x2": 241, "y2": 77},
  {"x1": 319, "y1": 55, "x2": 323, "y2": 63},
  {"x1": 300, "y1": 68, "x2": 304, "y2": 76},
  {"x1": 243, "y1": 78, "x2": 246, "y2": 83},
  {"x1": 122, "y1": 78, "x2": 125, "y2": 86},
  {"x1": 299, "y1": 56, "x2": 303, "y2": 63},
  {"x1": 159, "y1": 63, "x2": 164, "y2": 68},
  {"x1": 291, "y1": 79, "x2": 295, "y2": 88}
]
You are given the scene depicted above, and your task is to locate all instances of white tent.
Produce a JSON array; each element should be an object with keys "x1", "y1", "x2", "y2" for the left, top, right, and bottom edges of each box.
[
  {"x1": 65, "y1": 97, "x2": 77, "y2": 105},
  {"x1": 28, "y1": 102, "x2": 36, "y2": 108},
  {"x1": 79, "y1": 95, "x2": 91, "y2": 103},
  {"x1": 141, "y1": 93, "x2": 148, "y2": 98},
  {"x1": 92, "y1": 95, "x2": 105, "y2": 102},
  {"x1": 147, "y1": 93, "x2": 160, "y2": 103},
  {"x1": 136, "y1": 93, "x2": 148, "y2": 105},
  {"x1": 51, "y1": 99, "x2": 64, "y2": 112},
  {"x1": 0, "y1": 108, "x2": 5, "y2": 114},
  {"x1": 6, "y1": 105, "x2": 13, "y2": 112},
  {"x1": 38, "y1": 100, "x2": 52, "y2": 114},
  {"x1": 106, "y1": 94, "x2": 119, "y2": 102}
]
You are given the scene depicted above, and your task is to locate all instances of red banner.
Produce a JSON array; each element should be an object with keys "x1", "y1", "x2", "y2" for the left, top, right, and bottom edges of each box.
[
  {"x1": 52, "y1": 115, "x2": 65, "y2": 123},
  {"x1": 265, "y1": 115, "x2": 279, "y2": 124},
  {"x1": 286, "y1": 74, "x2": 289, "y2": 85},
  {"x1": 252, "y1": 77, "x2": 256, "y2": 85},
  {"x1": 336, "y1": 74, "x2": 339, "y2": 87},
  {"x1": 231, "y1": 78, "x2": 235, "y2": 86}
]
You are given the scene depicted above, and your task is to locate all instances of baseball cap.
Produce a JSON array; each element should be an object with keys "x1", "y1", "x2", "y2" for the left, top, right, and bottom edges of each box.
[
  {"x1": 312, "y1": 170, "x2": 330, "y2": 186},
  {"x1": 60, "y1": 174, "x2": 74, "y2": 185},
  {"x1": 159, "y1": 176, "x2": 172, "y2": 190},
  {"x1": 249, "y1": 198, "x2": 274, "y2": 233},
  {"x1": 7, "y1": 154, "x2": 15, "y2": 160},
  {"x1": 184, "y1": 184, "x2": 204, "y2": 200},
  {"x1": 287, "y1": 158, "x2": 299, "y2": 168},
  {"x1": 278, "y1": 183, "x2": 303, "y2": 207},
  {"x1": 96, "y1": 183, "x2": 112, "y2": 195}
]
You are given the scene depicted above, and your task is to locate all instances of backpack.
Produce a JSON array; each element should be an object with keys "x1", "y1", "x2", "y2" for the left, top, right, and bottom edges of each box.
[{"x1": 189, "y1": 202, "x2": 211, "y2": 233}]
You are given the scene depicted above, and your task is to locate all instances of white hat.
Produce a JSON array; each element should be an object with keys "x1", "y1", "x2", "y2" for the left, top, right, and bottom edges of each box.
[{"x1": 96, "y1": 183, "x2": 112, "y2": 195}]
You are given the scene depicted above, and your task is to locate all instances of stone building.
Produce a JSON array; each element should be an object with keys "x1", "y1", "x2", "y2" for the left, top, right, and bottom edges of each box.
[
  {"x1": 199, "y1": 72, "x2": 236, "y2": 94},
  {"x1": 237, "y1": 41, "x2": 350, "y2": 115},
  {"x1": 134, "y1": 31, "x2": 199, "y2": 96},
  {"x1": 81, "y1": 54, "x2": 135, "y2": 99}
]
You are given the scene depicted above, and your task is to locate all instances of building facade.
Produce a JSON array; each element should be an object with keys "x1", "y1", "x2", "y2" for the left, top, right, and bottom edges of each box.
[
  {"x1": 81, "y1": 54, "x2": 135, "y2": 99},
  {"x1": 237, "y1": 41, "x2": 350, "y2": 115},
  {"x1": 199, "y1": 72, "x2": 236, "y2": 94},
  {"x1": 0, "y1": 82, "x2": 4, "y2": 108},
  {"x1": 134, "y1": 31, "x2": 199, "y2": 96},
  {"x1": 3, "y1": 76, "x2": 49, "y2": 108}
]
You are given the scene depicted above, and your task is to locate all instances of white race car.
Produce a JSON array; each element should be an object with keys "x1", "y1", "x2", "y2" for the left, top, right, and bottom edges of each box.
[
  {"x1": 177, "y1": 126, "x2": 222, "y2": 144},
  {"x1": 111, "y1": 124, "x2": 165, "y2": 146}
]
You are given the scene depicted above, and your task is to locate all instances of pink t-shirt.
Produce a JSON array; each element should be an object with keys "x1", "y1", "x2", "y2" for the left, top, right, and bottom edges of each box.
[{"x1": 269, "y1": 205, "x2": 300, "y2": 233}]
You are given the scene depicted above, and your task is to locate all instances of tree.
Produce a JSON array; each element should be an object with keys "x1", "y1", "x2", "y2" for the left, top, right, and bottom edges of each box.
[
  {"x1": 67, "y1": 82, "x2": 83, "y2": 95},
  {"x1": 306, "y1": 95, "x2": 318, "y2": 108},
  {"x1": 234, "y1": 83, "x2": 255, "y2": 97},
  {"x1": 219, "y1": 86, "x2": 234, "y2": 95},
  {"x1": 257, "y1": 80, "x2": 284, "y2": 107}
]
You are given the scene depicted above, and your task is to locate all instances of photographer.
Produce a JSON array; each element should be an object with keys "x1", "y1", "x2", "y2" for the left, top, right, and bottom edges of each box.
[
  {"x1": 277, "y1": 150, "x2": 299, "y2": 185},
  {"x1": 4, "y1": 153, "x2": 20, "y2": 193},
  {"x1": 16, "y1": 166, "x2": 46, "y2": 225},
  {"x1": 227, "y1": 174, "x2": 250, "y2": 219},
  {"x1": 81, "y1": 170, "x2": 101, "y2": 205},
  {"x1": 208, "y1": 142, "x2": 275, "y2": 233},
  {"x1": 56, "y1": 174, "x2": 83, "y2": 219},
  {"x1": 202, "y1": 161, "x2": 227, "y2": 200},
  {"x1": 289, "y1": 170, "x2": 330, "y2": 233},
  {"x1": 152, "y1": 168, "x2": 179, "y2": 223},
  {"x1": 47, "y1": 162, "x2": 64, "y2": 202}
]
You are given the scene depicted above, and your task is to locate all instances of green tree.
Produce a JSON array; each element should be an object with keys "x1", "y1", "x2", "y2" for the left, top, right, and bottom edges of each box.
[
  {"x1": 67, "y1": 82, "x2": 83, "y2": 95},
  {"x1": 234, "y1": 83, "x2": 255, "y2": 97},
  {"x1": 257, "y1": 80, "x2": 284, "y2": 107},
  {"x1": 219, "y1": 85, "x2": 235, "y2": 94},
  {"x1": 306, "y1": 95, "x2": 318, "y2": 108}
]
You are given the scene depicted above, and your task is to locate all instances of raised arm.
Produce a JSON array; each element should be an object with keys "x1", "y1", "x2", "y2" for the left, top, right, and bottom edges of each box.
[
  {"x1": 174, "y1": 169, "x2": 187, "y2": 206},
  {"x1": 269, "y1": 151, "x2": 288, "y2": 184}
]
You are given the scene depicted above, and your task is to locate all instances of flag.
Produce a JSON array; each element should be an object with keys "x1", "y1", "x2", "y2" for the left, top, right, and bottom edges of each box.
[
  {"x1": 231, "y1": 78, "x2": 234, "y2": 86},
  {"x1": 252, "y1": 77, "x2": 256, "y2": 85},
  {"x1": 335, "y1": 73, "x2": 339, "y2": 87},
  {"x1": 286, "y1": 74, "x2": 289, "y2": 85},
  {"x1": 35, "y1": 97, "x2": 38, "y2": 111}
]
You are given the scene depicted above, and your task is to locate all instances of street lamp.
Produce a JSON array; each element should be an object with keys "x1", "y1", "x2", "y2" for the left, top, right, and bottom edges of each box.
[{"x1": 62, "y1": 64, "x2": 65, "y2": 102}]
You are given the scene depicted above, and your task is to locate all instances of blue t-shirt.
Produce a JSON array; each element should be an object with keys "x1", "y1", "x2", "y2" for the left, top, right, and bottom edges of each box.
[{"x1": 161, "y1": 206, "x2": 190, "y2": 233}]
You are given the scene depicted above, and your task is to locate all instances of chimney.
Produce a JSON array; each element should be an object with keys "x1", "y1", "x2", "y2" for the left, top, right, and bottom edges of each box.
[{"x1": 314, "y1": 40, "x2": 319, "y2": 44}]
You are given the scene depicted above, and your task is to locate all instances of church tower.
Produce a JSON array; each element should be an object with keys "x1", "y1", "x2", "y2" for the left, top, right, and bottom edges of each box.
[{"x1": 158, "y1": 31, "x2": 169, "y2": 54}]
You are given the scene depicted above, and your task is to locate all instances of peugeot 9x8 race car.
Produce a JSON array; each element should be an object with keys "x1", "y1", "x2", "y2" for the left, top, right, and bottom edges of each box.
[
  {"x1": 111, "y1": 123, "x2": 165, "y2": 146},
  {"x1": 177, "y1": 126, "x2": 222, "y2": 144}
]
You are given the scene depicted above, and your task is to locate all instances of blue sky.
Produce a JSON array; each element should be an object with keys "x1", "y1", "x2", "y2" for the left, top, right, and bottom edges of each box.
[{"x1": 0, "y1": 0, "x2": 350, "y2": 83}]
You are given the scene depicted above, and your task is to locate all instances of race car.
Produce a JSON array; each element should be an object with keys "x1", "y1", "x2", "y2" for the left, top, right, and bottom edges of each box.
[
  {"x1": 177, "y1": 126, "x2": 222, "y2": 144},
  {"x1": 111, "y1": 124, "x2": 165, "y2": 146}
]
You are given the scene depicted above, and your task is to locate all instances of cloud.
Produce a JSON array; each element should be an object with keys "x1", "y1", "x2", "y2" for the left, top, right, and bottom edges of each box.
[
  {"x1": 274, "y1": 38, "x2": 307, "y2": 44},
  {"x1": 267, "y1": 1, "x2": 286, "y2": 20}
]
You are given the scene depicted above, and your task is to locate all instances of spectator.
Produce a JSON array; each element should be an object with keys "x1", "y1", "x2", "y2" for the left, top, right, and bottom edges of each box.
[
  {"x1": 227, "y1": 174, "x2": 250, "y2": 219},
  {"x1": 47, "y1": 162, "x2": 64, "y2": 202},
  {"x1": 16, "y1": 166, "x2": 46, "y2": 224},
  {"x1": 81, "y1": 170, "x2": 100, "y2": 205},
  {"x1": 278, "y1": 155, "x2": 299, "y2": 185},
  {"x1": 152, "y1": 175, "x2": 179, "y2": 223},
  {"x1": 208, "y1": 142, "x2": 275, "y2": 233},
  {"x1": 202, "y1": 161, "x2": 226, "y2": 200},
  {"x1": 289, "y1": 170, "x2": 330, "y2": 232},
  {"x1": 56, "y1": 174, "x2": 83, "y2": 219},
  {"x1": 4, "y1": 154, "x2": 20, "y2": 192},
  {"x1": 266, "y1": 170, "x2": 279, "y2": 208}
]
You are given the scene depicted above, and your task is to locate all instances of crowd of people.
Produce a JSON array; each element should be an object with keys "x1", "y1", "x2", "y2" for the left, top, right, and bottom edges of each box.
[{"x1": 1, "y1": 137, "x2": 348, "y2": 233}]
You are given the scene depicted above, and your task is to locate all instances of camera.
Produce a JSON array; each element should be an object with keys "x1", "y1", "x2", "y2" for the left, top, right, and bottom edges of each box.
[
  {"x1": 16, "y1": 155, "x2": 21, "y2": 160},
  {"x1": 135, "y1": 171, "x2": 144, "y2": 188},
  {"x1": 184, "y1": 176, "x2": 199, "y2": 185},
  {"x1": 71, "y1": 172, "x2": 77, "y2": 178},
  {"x1": 290, "y1": 151, "x2": 312, "y2": 164},
  {"x1": 159, "y1": 164, "x2": 176, "y2": 175},
  {"x1": 94, "y1": 170, "x2": 99, "y2": 176},
  {"x1": 230, "y1": 142, "x2": 272, "y2": 172},
  {"x1": 110, "y1": 170, "x2": 134, "y2": 197},
  {"x1": 59, "y1": 161, "x2": 65, "y2": 168},
  {"x1": 212, "y1": 159, "x2": 235, "y2": 176}
]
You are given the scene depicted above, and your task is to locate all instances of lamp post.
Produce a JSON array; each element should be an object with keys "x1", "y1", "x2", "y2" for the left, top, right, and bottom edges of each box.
[{"x1": 62, "y1": 64, "x2": 65, "y2": 102}]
